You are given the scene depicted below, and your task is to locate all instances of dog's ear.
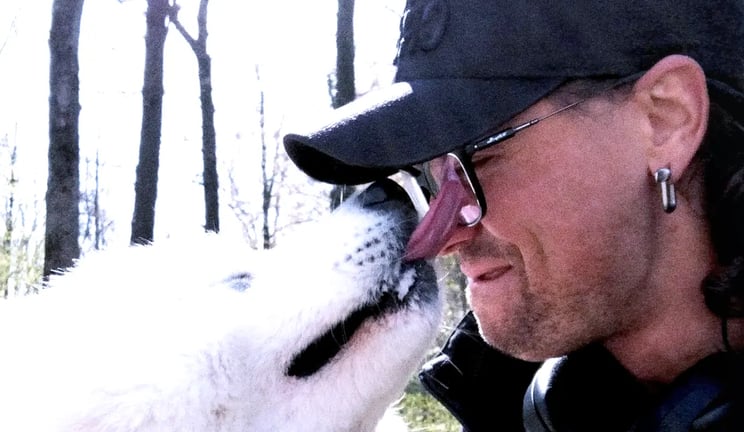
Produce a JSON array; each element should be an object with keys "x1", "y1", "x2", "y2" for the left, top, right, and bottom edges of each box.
[{"x1": 222, "y1": 272, "x2": 253, "y2": 292}]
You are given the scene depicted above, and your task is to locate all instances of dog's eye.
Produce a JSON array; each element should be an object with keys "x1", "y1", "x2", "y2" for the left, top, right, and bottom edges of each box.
[{"x1": 222, "y1": 272, "x2": 252, "y2": 292}]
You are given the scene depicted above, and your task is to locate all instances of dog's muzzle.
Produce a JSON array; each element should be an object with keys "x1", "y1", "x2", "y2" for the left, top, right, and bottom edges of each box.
[{"x1": 286, "y1": 178, "x2": 437, "y2": 378}]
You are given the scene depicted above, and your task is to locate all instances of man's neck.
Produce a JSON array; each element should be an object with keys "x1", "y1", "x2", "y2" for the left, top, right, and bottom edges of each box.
[{"x1": 603, "y1": 201, "x2": 725, "y2": 384}]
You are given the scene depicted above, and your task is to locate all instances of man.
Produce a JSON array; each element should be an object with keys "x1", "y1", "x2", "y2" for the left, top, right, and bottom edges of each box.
[{"x1": 283, "y1": 1, "x2": 744, "y2": 430}]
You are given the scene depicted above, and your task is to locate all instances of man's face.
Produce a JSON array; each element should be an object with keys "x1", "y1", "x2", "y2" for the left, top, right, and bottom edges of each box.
[{"x1": 437, "y1": 94, "x2": 661, "y2": 361}]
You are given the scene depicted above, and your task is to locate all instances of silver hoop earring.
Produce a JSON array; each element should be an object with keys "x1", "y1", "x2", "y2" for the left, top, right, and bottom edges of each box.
[{"x1": 653, "y1": 168, "x2": 676, "y2": 213}]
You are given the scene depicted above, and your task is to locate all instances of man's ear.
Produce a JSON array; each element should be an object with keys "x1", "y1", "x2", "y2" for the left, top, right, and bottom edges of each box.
[{"x1": 632, "y1": 55, "x2": 709, "y2": 181}]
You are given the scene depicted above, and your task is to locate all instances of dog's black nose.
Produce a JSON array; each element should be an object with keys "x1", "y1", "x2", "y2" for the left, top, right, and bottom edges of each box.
[{"x1": 358, "y1": 179, "x2": 413, "y2": 209}]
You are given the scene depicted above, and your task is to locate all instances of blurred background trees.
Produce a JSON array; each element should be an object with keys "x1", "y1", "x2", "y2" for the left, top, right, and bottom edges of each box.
[{"x1": 1, "y1": 0, "x2": 409, "y2": 291}]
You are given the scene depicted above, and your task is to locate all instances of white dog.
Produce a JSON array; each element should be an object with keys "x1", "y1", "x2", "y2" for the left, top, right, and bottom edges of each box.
[{"x1": 0, "y1": 180, "x2": 442, "y2": 432}]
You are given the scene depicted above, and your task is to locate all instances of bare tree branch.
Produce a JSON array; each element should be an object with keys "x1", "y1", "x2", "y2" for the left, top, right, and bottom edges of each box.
[
  {"x1": 0, "y1": 15, "x2": 17, "y2": 57},
  {"x1": 169, "y1": 0, "x2": 220, "y2": 233}
]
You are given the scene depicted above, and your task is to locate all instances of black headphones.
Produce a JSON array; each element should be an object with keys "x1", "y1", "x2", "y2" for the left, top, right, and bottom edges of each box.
[{"x1": 522, "y1": 345, "x2": 739, "y2": 432}]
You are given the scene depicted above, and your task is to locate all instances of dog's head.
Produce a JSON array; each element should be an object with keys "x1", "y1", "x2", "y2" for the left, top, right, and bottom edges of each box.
[
  {"x1": 237, "y1": 179, "x2": 442, "y2": 431},
  {"x1": 0, "y1": 180, "x2": 441, "y2": 432}
]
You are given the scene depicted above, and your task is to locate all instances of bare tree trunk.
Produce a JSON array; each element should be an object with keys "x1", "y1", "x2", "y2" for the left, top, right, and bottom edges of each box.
[
  {"x1": 330, "y1": 0, "x2": 357, "y2": 209},
  {"x1": 334, "y1": 0, "x2": 356, "y2": 109},
  {"x1": 256, "y1": 66, "x2": 273, "y2": 250},
  {"x1": 198, "y1": 55, "x2": 219, "y2": 233},
  {"x1": 45, "y1": 0, "x2": 84, "y2": 277},
  {"x1": 170, "y1": 0, "x2": 219, "y2": 233},
  {"x1": 131, "y1": 0, "x2": 170, "y2": 245},
  {"x1": 82, "y1": 151, "x2": 105, "y2": 251}
]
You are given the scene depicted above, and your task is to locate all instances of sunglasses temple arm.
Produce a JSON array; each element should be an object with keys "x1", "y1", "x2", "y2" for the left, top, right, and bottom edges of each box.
[{"x1": 474, "y1": 117, "x2": 542, "y2": 151}]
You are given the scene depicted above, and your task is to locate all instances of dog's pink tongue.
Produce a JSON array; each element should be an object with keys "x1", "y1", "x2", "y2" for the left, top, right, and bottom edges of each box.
[{"x1": 404, "y1": 171, "x2": 467, "y2": 261}]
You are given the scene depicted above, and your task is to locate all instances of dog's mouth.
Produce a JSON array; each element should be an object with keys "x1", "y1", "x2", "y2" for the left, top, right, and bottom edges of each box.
[{"x1": 286, "y1": 290, "x2": 402, "y2": 378}]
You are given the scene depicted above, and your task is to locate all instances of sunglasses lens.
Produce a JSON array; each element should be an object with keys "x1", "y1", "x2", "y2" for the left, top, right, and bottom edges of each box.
[
  {"x1": 388, "y1": 170, "x2": 430, "y2": 220},
  {"x1": 424, "y1": 154, "x2": 482, "y2": 226}
]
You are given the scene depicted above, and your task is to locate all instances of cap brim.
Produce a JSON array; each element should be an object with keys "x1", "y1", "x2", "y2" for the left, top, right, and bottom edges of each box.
[{"x1": 284, "y1": 77, "x2": 564, "y2": 185}]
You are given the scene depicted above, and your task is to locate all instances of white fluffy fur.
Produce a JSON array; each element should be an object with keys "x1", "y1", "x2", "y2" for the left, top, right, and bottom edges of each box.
[{"x1": 0, "y1": 194, "x2": 441, "y2": 432}]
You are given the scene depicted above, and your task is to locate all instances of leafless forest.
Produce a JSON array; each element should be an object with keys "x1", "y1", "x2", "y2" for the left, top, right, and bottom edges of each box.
[
  {"x1": 1, "y1": 0, "x2": 396, "y2": 293},
  {"x1": 0, "y1": 1, "x2": 467, "y2": 427},
  {"x1": 0, "y1": 0, "x2": 467, "y2": 345}
]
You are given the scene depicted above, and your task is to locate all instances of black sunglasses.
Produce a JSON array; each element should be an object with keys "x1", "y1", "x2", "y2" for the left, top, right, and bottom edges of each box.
[{"x1": 416, "y1": 73, "x2": 641, "y2": 227}]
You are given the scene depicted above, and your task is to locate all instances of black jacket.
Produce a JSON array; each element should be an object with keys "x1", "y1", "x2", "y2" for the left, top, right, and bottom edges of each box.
[{"x1": 419, "y1": 312, "x2": 744, "y2": 432}]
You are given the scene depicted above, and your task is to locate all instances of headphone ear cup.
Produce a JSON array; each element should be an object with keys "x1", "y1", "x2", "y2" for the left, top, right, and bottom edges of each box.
[
  {"x1": 523, "y1": 358, "x2": 562, "y2": 432},
  {"x1": 522, "y1": 345, "x2": 650, "y2": 432}
]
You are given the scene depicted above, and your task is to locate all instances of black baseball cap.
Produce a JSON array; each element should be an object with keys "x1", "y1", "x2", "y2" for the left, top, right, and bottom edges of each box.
[{"x1": 284, "y1": 0, "x2": 744, "y2": 185}]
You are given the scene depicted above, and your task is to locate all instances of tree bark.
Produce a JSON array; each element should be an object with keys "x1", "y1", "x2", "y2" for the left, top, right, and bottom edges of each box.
[
  {"x1": 330, "y1": 0, "x2": 357, "y2": 209},
  {"x1": 130, "y1": 0, "x2": 170, "y2": 245},
  {"x1": 44, "y1": 0, "x2": 84, "y2": 277},
  {"x1": 198, "y1": 53, "x2": 219, "y2": 233},
  {"x1": 334, "y1": 0, "x2": 356, "y2": 109},
  {"x1": 170, "y1": 0, "x2": 219, "y2": 233}
]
